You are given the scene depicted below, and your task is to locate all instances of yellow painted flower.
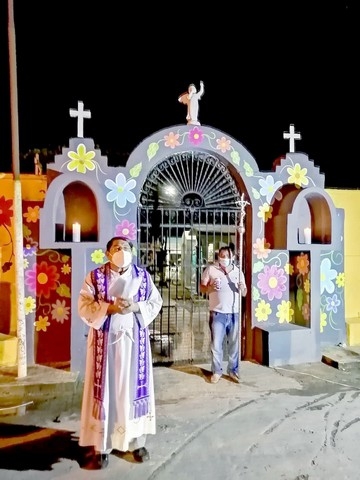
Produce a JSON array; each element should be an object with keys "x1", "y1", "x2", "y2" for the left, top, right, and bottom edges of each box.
[
  {"x1": 284, "y1": 263, "x2": 294, "y2": 275},
  {"x1": 34, "y1": 315, "x2": 50, "y2": 332},
  {"x1": 91, "y1": 249, "x2": 105, "y2": 264},
  {"x1": 287, "y1": 163, "x2": 309, "y2": 188},
  {"x1": 23, "y1": 205, "x2": 40, "y2": 223},
  {"x1": 24, "y1": 296, "x2": 36, "y2": 315},
  {"x1": 276, "y1": 300, "x2": 294, "y2": 324},
  {"x1": 255, "y1": 299, "x2": 272, "y2": 322},
  {"x1": 67, "y1": 143, "x2": 96, "y2": 173},
  {"x1": 61, "y1": 263, "x2": 71, "y2": 274},
  {"x1": 304, "y1": 278, "x2": 310, "y2": 293},
  {"x1": 336, "y1": 272, "x2": 345, "y2": 288},
  {"x1": 320, "y1": 311, "x2": 327, "y2": 333},
  {"x1": 23, "y1": 257, "x2": 29, "y2": 269},
  {"x1": 257, "y1": 203, "x2": 273, "y2": 222}
]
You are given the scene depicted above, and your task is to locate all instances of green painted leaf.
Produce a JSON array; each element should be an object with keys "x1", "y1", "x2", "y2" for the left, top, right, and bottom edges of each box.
[
  {"x1": 296, "y1": 288, "x2": 303, "y2": 309},
  {"x1": 129, "y1": 162, "x2": 142, "y2": 178},
  {"x1": 244, "y1": 162, "x2": 254, "y2": 177},
  {"x1": 253, "y1": 261, "x2": 264, "y2": 273},
  {"x1": 231, "y1": 150, "x2": 240, "y2": 165},
  {"x1": 252, "y1": 187, "x2": 260, "y2": 200},
  {"x1": 147, "y1": 142, "x2": 159, "y2": 161}
]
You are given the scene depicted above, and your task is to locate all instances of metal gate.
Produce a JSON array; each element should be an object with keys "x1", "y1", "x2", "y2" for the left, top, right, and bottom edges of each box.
[{"x1": 137, "y1": 151, "x2": 243, "y2": 364}]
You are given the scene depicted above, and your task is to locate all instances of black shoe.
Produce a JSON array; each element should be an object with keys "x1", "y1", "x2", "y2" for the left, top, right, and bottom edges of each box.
[
  {"x1": 82, "y1": 453, "x2": 109, "y2": 470},
  {"x1": 133, "y1": 447, "x2": 150, "y2": 463}
]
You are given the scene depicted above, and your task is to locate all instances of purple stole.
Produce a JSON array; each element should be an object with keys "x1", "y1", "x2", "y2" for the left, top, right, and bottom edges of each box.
[{"x1": 90, "y1": 263, "x2": 150, "y2": 421}]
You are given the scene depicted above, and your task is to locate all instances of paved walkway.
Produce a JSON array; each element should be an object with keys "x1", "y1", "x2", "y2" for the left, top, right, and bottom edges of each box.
[{"x1": 1, "y1": 359, "x2": 360, "y2": 479}]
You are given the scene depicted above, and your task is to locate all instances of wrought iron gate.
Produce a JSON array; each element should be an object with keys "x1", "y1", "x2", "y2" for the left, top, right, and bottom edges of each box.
[{"x1": 137, "y1": 151, "x2": 243, "y2": 364}]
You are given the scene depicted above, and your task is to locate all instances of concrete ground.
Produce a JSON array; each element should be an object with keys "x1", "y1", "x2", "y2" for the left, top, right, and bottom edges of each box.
[{"x1": 1, "y1": 352, "x2": 360, "y2": 480}]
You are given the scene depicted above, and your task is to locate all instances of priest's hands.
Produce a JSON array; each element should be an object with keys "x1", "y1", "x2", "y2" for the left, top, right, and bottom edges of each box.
[{"x1": 108, "y1": 297, "x2": 139, "y2": 315}]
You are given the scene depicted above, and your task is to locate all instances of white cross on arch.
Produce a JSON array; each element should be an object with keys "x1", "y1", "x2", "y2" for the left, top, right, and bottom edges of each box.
[
  {"x1": 69, "y1": 100, "x2": 91, "y2": 138},
  {"x1": 283, "y1": 124, "x2": 301, "y2": 153}
]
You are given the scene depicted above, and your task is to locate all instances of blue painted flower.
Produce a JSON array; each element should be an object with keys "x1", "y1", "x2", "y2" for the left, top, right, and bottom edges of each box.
[
  {"x1": 258, "y1": 175, "x2": 283, "y2": 204},
  {"x1": 320, "y1": 257, "x2": 337, "y2": 294},
  {"x1": 325, "y1": 294, "x2": 341, "y2": 313},
  {"x1": 105, "y1": 173, "x2": 136, "y2": 208}
]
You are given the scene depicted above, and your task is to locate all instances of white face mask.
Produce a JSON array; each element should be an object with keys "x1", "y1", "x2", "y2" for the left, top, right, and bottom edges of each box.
[
  {"x1": 111, "y1": 250, "x2": 132, "y2": 268},
  {"x1": 219, "y1": 258, "x2": 230, "y2": 268}
]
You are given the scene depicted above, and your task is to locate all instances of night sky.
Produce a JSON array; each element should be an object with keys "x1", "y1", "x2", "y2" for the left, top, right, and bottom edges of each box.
[{"x1": 1, "y1": 1, "x2": 358, "y2": 187}]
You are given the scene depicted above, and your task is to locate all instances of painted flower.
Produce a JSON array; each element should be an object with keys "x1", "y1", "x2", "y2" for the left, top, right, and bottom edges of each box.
[
  {"x1": 105, "y1": 173, "x2": 136, "y2": 208},
  {"x1": 67, "y1": 143, "x2": 96, "y2": 173},
  {"x1": 0, "y1": 195, "x2": 13, "y2": 227},
  {"x1": 336, "y1": 272, "x2": 345, "y2": 288},
  {"x1": 320, "y1": 311, "x2": 327, "y2": 333},
  {"x1": 51, "y1": 299, "x2": 70, "y2": 323},
  {"x1": 304, "y1": 278, "x2": 310, "y2": 294},
  {"x1": 257, "y1": 264, "x2": 287, "y2": 301},
  {"x1": 23, "y1": 241, "x2": 37, "y2": 257},
  {"x1": 24, "y1": 296, "x2": 36, "y2": 315},
  {"x1": 320, "y1": 258, "x2": 337, "y2": 294},
  {"x1": 115, "y1": 219, "x2": 137, "y2": 240},
  {"x1": 287, "y1": 163, "x2": 309, "y2": 188},
  {"x1": 284, "y1": 263, "x2": 294, "y2": 275},
  {"x1": 25, "y1": 261, "x2": 60, "y2": 298},
  {"x1": 23, "y1": 205, "x2": 40, "y2": 223},
  {"x1": 257, "y1": 203, "x2": 273, "y2": 222},
  {"x1": 325, "y1": 294, "x2": 341, "y2": 313},
  {"x1": 276, "y1": 300, "x2": 294, "y2": 324},
  {"x1": 23, "y1": 257, "x2": 29, "y2": 269},
  {"x1": 61, "y1": 264, "x2": 71, "y2": 274},
  {"x1": 302, "y1": 303, "x2": 310, "y2": 321},
  {"x1": 189, "y1": 127, "x2": 203, "y2": 146},
  {"x1": 216, "y1": 136, "x2": 231, "y2": 153},
  {"x1": 164, "y1": 132, "x2": 180, "y2": 149},
  {"x1": 253, "y1": 237, "x2": 271, "y2": 260},
  {"x1": 296, "y1": 253, "x2": 310, "y2": 275},
  {"x1": 255, "y1": 299, "x2": 272, "y2": 322},
  {"x1": 91, "y1": 249, "x2": 105, "y2": 264},
  {"x1": 258, "y1": 175, "x2": 283, "y2": 204},
  {"x1": 34, "y1": 315, "x2": 50, "y2": 332}
]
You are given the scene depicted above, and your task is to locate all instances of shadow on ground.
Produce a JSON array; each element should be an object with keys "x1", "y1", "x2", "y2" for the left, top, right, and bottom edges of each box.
[{"x1": 0, "y1": 422, "x2": 84, "y2": 471}]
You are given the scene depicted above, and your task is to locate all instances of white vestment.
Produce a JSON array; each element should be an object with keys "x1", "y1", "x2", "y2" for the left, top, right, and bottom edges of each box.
[{"x1": 78, "y1": 263, "x2": 163, "y2": 453}]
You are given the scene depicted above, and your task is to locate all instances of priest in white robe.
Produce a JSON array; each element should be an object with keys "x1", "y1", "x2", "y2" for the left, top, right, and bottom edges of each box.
[{"x1": 78, "y1": 236, "x2": 163, "y2": 470}]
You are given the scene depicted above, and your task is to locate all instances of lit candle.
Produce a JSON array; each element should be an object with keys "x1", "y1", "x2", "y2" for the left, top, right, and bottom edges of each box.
[
  {"x1": 304, "y1": 227, "x2": 311, "y2": 244},
  {"x1": 72, "y1": 222, "x2": 81, "y2": 242}
]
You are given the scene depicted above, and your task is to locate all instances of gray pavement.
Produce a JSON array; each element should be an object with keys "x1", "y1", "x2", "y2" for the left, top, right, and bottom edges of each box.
[{"x1": 1, "y1": 359, "x2": 360, "y2": 480}]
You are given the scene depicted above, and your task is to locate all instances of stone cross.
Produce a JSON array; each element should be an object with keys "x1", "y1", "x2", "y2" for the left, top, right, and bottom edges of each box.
[
  {"x1": 283, "y1": 124, "x2": 301, "y2": 153},
  {"x1": 69, "y1": 101, "x2": 91, "y2": 138}
]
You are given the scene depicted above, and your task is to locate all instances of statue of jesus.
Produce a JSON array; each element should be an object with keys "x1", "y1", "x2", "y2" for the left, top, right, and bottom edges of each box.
[{"x1": 178, "y1": 81, "x2": 205, "y2": 126}]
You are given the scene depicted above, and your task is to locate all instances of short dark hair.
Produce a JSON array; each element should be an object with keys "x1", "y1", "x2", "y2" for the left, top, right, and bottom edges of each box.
[
  {"x1": 218, "y1": 246, "x2": 232, "y2": 257},
  {"x1": 106, "y1": 236, "x2": 133, "y2": 252}
]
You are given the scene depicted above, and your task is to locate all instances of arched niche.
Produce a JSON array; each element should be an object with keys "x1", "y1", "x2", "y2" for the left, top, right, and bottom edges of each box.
[
  {"x1": 63, "y1": 181, "x2": 98, "y2": 242},
  {"x1": 287, "y1": 188, "x2": 339, "y2": 250},
  {"x1": 39, "y1": 174, "x2": 111, "y2": 249}
]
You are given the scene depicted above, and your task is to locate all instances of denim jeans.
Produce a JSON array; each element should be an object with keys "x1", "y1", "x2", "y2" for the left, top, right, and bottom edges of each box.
[{"x1": 209, "y1": 311, "x2": 239, "y2": 375}]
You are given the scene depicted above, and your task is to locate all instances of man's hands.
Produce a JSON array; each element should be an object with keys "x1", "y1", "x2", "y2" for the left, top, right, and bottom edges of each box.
[{"x1": 108, "y1": 297, "x2": 139, "y2": 315}]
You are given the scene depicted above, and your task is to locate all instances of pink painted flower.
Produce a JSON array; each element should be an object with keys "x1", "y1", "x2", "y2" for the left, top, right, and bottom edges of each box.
[
  {"x1": 257, "y1": 264, "x2": 287, "y2": 301},
  {"x1": 51, "y1": 299, "x2": 70, "y2": 323},
  {"x1": 115, "y1": 220, "x2": 137, "y2": 240},
  {"x1": 164, "y1": 132, "x2": 180, "y2": 149},
  {"x1": 189, "y1": 127, "x2": 203, "y2": 145},
  {"x1": 253, "y1": 237, "x2": 271, "y2": 260}
]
